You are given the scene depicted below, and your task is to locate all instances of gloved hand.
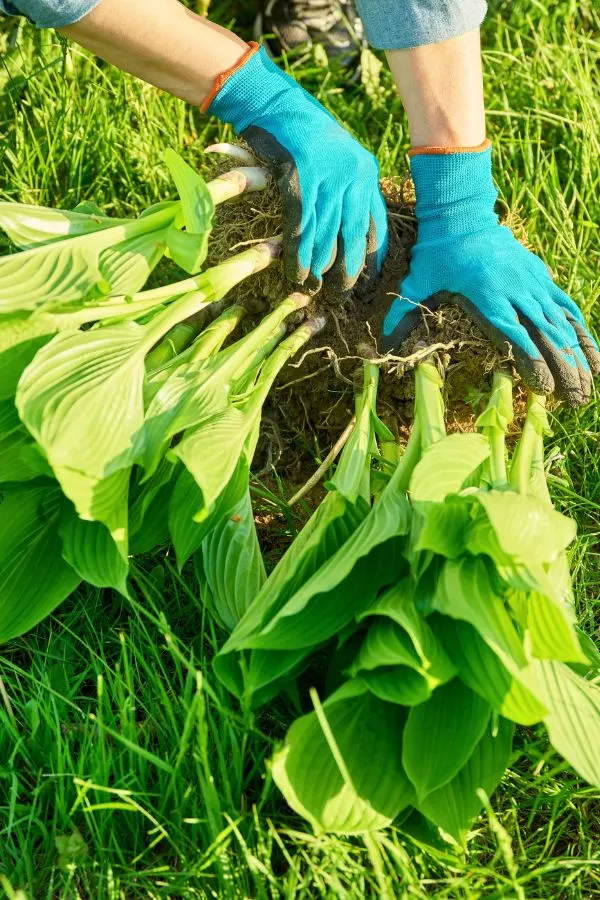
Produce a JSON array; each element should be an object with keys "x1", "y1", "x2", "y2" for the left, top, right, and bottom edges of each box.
[
  {"x1": 380, "y1": 142, "x2": 600, "y2": 406},
  {"x1": 204, "y1": 43, "x2": 388, "y2": 292}
]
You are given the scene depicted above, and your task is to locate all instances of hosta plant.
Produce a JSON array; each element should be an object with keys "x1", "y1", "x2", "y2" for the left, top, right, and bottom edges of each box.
[
  {"x1": 214, "y1": 361, "x2": 600, "y2": 843},
  {"x1": 0, "y1": 150, "x2": 321, "y2": 641}
]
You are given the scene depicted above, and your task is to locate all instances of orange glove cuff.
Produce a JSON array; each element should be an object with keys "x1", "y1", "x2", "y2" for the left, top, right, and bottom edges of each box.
[
  {"x1": 408, "y1": 138, "x2": 491, "y2": 157},
  {"x1": 200, "y1": 41, "x2": 261, "y2": 114}
]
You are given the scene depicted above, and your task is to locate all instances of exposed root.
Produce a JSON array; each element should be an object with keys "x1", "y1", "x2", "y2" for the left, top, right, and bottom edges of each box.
[
  {"x1": 287, "y1": 416, "x2": 356, "y2": 507},
  {"x1": 202, "y1": 151, "x2": 534, "y2": 478}
]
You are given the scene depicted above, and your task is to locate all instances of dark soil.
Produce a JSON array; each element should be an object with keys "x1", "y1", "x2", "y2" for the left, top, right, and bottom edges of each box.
[{"x1": 205, "y1": 157, "x2": 528, "y2": 485}]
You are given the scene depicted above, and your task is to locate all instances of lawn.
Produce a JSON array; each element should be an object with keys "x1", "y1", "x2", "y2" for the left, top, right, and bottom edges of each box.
[{"x1": 0, "y1": 0, "x2": 599, "y2": 897}]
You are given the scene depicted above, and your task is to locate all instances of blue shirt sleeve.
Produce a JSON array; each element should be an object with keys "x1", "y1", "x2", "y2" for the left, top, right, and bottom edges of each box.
[
  {"x1": 355, "y1": 0, "x2": 488, "y2": 50},
  {"x1": 0, "y1": 0, "x2": 102, "y2": 27}
]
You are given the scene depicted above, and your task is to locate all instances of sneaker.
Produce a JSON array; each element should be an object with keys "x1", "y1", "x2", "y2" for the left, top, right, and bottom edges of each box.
[{"x1": 256, "y1": 0, "x2": 365, "y2": 65}]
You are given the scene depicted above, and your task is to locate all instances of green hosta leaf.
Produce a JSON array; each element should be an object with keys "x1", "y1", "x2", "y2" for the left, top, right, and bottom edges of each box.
[
  {"x1": 0, "y1": 398, "x2": 19, "y2": 435},
  {"x1": 351, "y1": 619, "x2": 422, "y2": 672},
  {"x1": 141, "y1": 353, "x2": 234, "y2": 478},
  {"x1": 16, "y1": 323, "x2": 147, "y2": 550},
  {"x1": 17, "y1": 323, "x2": 146, "y2": 476},
  {"x1": 464, "y1": 490, "x2": 576, "y2": 566},
  {"x1": 417, "y1": 717, "x2": 515, "y2": 846},
  {"x1": 412, "y1": 498, "x2": 472, "y2": 559},
  {"x1": 0, "y1": 242, "x2": 105, "y2": 315},
  {"x1": 243, "y1": 487, "x2": 411, "y2": 653},
  {"x1": 0, "y1": 205, "x2": 175, "y2": 315},
  {"x1": 403, "y1": 679, "x2": 491, "y2": 800},
  {"x1": 165, "y1": 149, "x2": 214, "y2": 235},
  {"x1": 197, "y1": 486, "x2": 266, "y2": 631},
  {"x1": 129, "y1": 459, "x2": 175, "y2": 539},
  {"x1": 0, "y1": 427, "x2": 39, "y2": 482},
  {"x1": 532, "y1": 659, "x2": 600, "y2": 787},
  {"x1": 0, "y1": 315, "x2": 70, "y2": 401},
  {"x1": 361, "y1": 667, "x2": 433, "y2": 706},
  {"x1": 169, "y1": 466, "x2": 210, "y2": 568},
  {"x1": 172, "y1": 405, "x2": 260, "y2": 521},
  {"x1": 0, "y1": 484, "x2": 80, "y2": 642},
  {"x1": 0, "y1": 200, "x2": 121, "y2": 248},
  {"x1": 271, "y1": 681, "x2": 415, "y2": 834},
  {"x1": 240, "y1": 489, "x2": 409, "y2": 705},
  {"x1": 98, "y1": 231, "x2": 168, "y2": 297},
  {"x1": 59, "y1": 505, "x2": 129, "y2": 596},
  {"x1": 433, "y1": 616, "x2": 548, "y2": 726},
  {"x1": 356, "y1": 581, "x2": 456, "y2": 687},
  {"x1": 509, "y1": 589, "x2": 586, "y2": 665},
  {"x1": 409, "y1": 433, "x2": 489, "y2": 504},
  {"x1": 398, "y1": 810, "x2": 453, "y2": 852},
  {"x1": 433, "y1": 558, "x2": 527, "y2": 668},
  {"x1": 576, "y1": 629, "x2": 600, "y2": 671},
  {"x1": 57, "y1": 467, "x2": 131, "y2": 558},
  {"x1": 129, "y1": 479, "x2": 172, "y2": 555},
  {"x1": 164, "y1": 149, "x2": 214, "y2": 273},
  {"x1": 214, "y1": 490, "x2": 368, "y2": 702},
  {"x1": 165, "y1": 226, "x2": 210, "y2": 276}
]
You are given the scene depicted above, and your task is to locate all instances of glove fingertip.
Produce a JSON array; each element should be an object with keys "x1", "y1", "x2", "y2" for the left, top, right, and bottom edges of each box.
[{"x1": 379, "y1": 300, "x2": 423, "y2": 353}]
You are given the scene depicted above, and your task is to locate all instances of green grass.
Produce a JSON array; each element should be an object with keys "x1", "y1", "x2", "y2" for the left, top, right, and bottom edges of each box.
[{"x1": 1, "y1": 1, "x2": 599, "y2": 896}]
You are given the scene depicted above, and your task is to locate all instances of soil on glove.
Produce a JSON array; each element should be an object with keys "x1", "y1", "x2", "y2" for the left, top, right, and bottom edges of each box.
[{"x1": 206, "y1": 160, "x2": 528, "y2": 484}]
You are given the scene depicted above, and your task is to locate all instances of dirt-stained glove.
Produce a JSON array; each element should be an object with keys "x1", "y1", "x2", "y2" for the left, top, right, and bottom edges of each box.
[
  {"x1": 204, "y1": 43, "x2": 388, "y2": 292},
  {"x1": 380, "y1": 142, "x2": 600, "y2": 406}
]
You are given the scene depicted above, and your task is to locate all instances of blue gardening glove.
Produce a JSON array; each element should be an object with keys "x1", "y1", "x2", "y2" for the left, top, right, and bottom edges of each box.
[
  {"x1": 205, "y1": 43, "x2": 388, "y2": 292},
  {"x1": 381, "y1": 143, "x2": 600, "y2": 406}
]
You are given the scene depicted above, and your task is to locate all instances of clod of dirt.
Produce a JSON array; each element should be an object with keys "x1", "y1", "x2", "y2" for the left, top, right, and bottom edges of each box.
[{"x1": 205, "y1": 157, "x2": 529, "y2": 480}]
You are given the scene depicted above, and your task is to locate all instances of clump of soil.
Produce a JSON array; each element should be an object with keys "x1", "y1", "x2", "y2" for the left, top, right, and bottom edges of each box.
[{"x1": 205, "y1": 156, "x2": 527, "y2": 481}]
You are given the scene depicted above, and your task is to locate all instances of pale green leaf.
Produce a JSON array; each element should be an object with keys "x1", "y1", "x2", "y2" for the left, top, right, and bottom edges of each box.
[
  {"x1": 509, "y1": 589, "x2": 586, "y2": 665},
  {"x1": 56, "y1": 466, "x2": 131, "y2": 557},
  {"x1": 0, "y1": 242, "x2": 105, "y2": 315},
  {"x1": 532, "y1": 659, "x2": 600, "y2": 787},
  {"x1": 0, "y1": 315, "x2": 66, "y2": 400},
  {"x1": 403, "y1": 678, "x2": 491, "y2": 800},
  {"x1": 465, "y1": 490, "x2": 576, "y2": 566},
  {"x1": 17, "y1": 323, "x2": 146, "y2": 479},
  {"x1": 98, "y1": 231, "x2": 168, "y2": 296},
  {"x1": 0, "y1": 201, "x2": 121, "y2": 249},
  {"x1": 165, "y1": 150, "x2": 214, "y2": 233},
  {"x1": 272, "y1": 680, "x2": 415, "y2": 834},
  {"x1": 172, "y1": 406, "x2": 260, "y2": 521},
  {"x1": 409, "y1": 433, "x2": 490, "y2": 504},
  {"x1": 0, "y1": 204, "x2": 176, "y2": 315},
  {"x1": 164, "y1": 149, "x2": 214, "y2": 273}
]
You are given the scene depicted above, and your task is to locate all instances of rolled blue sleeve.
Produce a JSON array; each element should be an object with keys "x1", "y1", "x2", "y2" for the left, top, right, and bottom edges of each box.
[
  {"x1": 355, "y1": 0, "x2": 487, "y2": 50},
  {"x1": 0, "y1": 0, "x2": 102, "y2": 27}
]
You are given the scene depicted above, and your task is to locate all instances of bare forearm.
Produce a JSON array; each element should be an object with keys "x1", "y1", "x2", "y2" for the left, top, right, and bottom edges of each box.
[
  {"x1": 60, "y1": 0, "x2": 248, "y2": 107},
  {"x1": 386, "y1": 28, "x2": 486, "y2": 148}
]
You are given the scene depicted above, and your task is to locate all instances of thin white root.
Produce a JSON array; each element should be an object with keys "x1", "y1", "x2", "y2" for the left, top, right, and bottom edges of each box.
[{"x1": 205, "y1": 143, "x2": 258, "y2": 166}]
